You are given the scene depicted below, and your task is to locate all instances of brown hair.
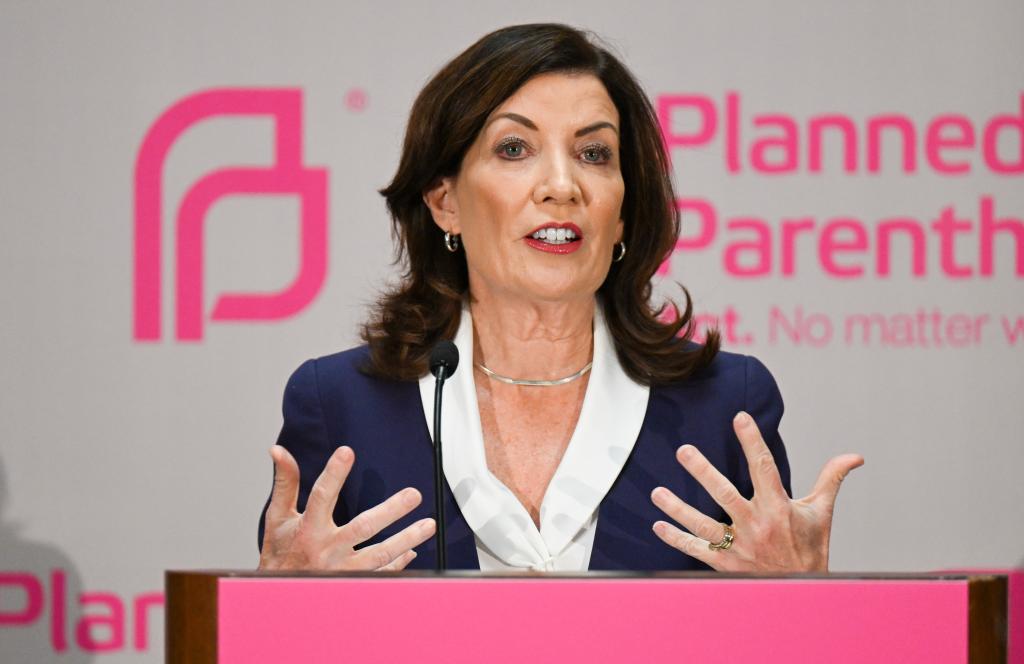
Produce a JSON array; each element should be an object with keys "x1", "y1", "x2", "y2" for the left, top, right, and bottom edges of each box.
[{"x1": 364, "y1": 23, "x2": 719, "y2": 385}]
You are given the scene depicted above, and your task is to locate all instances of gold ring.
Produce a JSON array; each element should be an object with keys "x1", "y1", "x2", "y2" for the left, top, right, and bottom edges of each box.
[{"x1": 708, "y1": 524, "x2": 735, "y2": 551}]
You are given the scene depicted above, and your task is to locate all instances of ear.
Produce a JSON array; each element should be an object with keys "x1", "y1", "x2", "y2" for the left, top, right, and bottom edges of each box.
[
  {"x1": 614, "y1": 217, "x2": 625, "y2": 244},
  {"x1": 422, "y1": 177, "x2": 460, "y2": 234}
]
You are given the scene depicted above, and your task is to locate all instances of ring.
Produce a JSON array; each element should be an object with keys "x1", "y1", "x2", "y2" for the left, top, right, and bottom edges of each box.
[{"x1": 708, "y1": 524, "x2": 735, "y2": 551}]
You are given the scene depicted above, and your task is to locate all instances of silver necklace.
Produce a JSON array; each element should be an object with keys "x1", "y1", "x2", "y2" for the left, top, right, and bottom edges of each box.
[{"x1": 475, "y1": 361, "x2": 593, "y2": 387}]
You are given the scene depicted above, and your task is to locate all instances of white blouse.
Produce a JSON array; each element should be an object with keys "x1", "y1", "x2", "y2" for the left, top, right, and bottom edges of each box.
[{"x1": 418, "y1": 306, "x2": 650, "y2": 572}]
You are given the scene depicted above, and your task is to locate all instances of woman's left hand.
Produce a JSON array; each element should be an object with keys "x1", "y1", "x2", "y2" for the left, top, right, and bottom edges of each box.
[{"x1": 651, "y1": 411, "x2": 863, "y2": 572}]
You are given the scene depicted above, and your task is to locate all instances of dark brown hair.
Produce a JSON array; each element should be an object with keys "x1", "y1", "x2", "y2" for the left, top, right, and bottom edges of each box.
[{"x1": 364, "y1": 23, "x2": 719, "y2": 385}]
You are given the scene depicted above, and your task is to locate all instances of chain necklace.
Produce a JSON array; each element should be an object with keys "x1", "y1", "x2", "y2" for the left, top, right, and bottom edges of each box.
[{"x1": 475, "y1": 361, "x2": 593, "y2": 387}]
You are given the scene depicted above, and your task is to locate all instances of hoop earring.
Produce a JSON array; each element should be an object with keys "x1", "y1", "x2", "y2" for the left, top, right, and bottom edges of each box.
[
  {"x1": 444, "y1": 231, "x2": 461, "y2": 252},
  {"x1": 612, "y1": 241, "x2": 626, "y2": 263}
]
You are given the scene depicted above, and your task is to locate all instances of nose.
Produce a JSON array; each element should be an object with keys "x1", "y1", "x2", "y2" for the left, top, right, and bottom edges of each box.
[{"x1": 532, "y1": 152, "x2": 581, "y2": 206}]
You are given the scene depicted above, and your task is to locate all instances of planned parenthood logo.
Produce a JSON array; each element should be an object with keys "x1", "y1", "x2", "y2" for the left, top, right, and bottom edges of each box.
[{"x1": 133, "y1": 88, "x2": 328, "y2": 342}]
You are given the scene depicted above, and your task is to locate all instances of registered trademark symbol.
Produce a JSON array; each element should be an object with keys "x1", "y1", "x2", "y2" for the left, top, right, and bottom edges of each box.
[{"x1": 344, "y1": 88, "x2": 367, "y2": 112}]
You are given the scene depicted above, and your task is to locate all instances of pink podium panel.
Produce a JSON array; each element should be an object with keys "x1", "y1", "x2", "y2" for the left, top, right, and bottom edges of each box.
[{"x1": 166, "y1": 571, "x2": 1013, "y2": 663}]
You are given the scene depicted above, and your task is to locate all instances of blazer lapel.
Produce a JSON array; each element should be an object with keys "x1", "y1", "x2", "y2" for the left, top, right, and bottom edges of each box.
[{"x1": 590, "y1": 386, "x2": 713, "y2": 571}]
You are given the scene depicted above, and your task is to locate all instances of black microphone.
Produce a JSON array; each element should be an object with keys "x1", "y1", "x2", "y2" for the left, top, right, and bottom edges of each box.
[{"x1": 428, "y1": 340, "x2": 459, "y2": 571}]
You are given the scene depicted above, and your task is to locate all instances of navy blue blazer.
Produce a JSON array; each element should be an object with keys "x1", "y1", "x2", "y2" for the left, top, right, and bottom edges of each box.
[{"x1": 258, "y1": 347, "x2": 791, "y2": 571}]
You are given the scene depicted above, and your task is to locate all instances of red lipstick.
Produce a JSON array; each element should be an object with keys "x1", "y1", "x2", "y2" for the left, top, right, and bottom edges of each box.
[{"x1": 524, "y1": 222, "x2": 584, "y2": 255}]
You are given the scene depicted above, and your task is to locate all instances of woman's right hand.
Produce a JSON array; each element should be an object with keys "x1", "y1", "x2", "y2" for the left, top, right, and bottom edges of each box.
[{"x1": 258, "y1": 445, "x2": 436, "y2": 571}]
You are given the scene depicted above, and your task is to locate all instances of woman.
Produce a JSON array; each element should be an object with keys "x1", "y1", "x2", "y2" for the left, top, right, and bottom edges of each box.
[{"x1": 257, "y1": 24, "x2": 862, "y2": 573}]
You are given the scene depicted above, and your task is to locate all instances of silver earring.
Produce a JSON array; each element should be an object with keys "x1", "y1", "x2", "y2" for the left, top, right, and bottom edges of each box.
[
  {"x1": 444, "y1": 231, "x2": 461, "y2": 252},
  {"x1": 612, "y1": 241, "x2": 626, "y2": 263}
]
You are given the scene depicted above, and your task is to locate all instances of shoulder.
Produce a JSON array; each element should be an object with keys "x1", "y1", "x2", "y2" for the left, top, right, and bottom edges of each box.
[
  {"x1": 296, "y1": 345, "x2": 373, "y2": 380},
  {"x1": 282, "y1": 346, "x2": 371, "y2": 398},
  {"x1": 650, "y1": 347, "x2": 783, "y2": 418},
  {"x1": 282, "y1": 344, "x2": 420, "y2": 417},
  {"x1": 705, "y1": 349, "x2": 779, "y2": 395},
  {"x1": 646, "y1": 346, "x2": 789, "y2": 479},
  {"x1": 663, "y1": 346, "x2": 778, "y2": 392}
]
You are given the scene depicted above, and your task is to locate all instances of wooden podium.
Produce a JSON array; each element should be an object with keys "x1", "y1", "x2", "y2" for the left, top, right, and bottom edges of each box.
[{"x1": 166, "y1": 571, "x2": 1015, "y2": 663}]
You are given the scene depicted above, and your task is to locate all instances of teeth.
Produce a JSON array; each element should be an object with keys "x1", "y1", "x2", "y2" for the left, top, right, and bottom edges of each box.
[{"x1": 530, "y1": 227, "x2": 579, "y2": 244}]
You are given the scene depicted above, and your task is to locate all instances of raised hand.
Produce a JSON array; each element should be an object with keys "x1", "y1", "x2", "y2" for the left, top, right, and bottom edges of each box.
[
  {"x1": 651, "y1": 411, "x2": 863, "y2": 572},
  {"x1": 258, "y1": 445, "x2": 436, "y2": 571}
]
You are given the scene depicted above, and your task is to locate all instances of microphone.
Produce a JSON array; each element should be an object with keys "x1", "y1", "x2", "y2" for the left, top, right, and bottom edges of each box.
[
  {"x1": 428, "y1": 340, "x2": 459, "y2": 571},
  {"x1": 429, "y1": 340, "x2": 459, "y2": 380}
]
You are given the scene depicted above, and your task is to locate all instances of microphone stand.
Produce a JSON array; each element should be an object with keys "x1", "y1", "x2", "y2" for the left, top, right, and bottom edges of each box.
[
  {"x1": 431, "y1": 365, "x2": 448, "y2": 571},
  {"x1": 428, "y1": 340, "x2": 458, "y2": 572}
]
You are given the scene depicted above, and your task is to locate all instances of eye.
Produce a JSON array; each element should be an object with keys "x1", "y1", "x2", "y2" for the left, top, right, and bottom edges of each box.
[
  {"x1": 496, "y1": 137, "x2": 529, "y2": 160},
  {"x1": 580, "y1": 143, "x2": 614, "y2": 164}
]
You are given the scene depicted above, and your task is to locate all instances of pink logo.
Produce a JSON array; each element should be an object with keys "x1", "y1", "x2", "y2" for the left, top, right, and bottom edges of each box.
[
  {"x1": 0, "y1": 570, "x2": 162, "y2": 653},
  {"x1": 134, "y1": 88, "x2": 328, "y2": 341}
]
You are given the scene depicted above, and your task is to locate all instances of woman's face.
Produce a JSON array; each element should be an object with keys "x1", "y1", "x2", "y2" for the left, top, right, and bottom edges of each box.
[{"x1": 427, "y1": 72, "x2": 625, "y2": 305}]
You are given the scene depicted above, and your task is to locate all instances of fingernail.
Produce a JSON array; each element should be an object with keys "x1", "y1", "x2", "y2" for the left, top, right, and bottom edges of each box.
[
  {"x1": 402, "y1": 488, "x2": 419, "y2": 505},
  {"x1": 651, "y1": 487, "x2": 666, "y2": 502},
  {"x1": 336, "y1": 446, "x2": 353, "y2": 461},
  {"x1": 409, "y1": 551, "x2": 417, "y2": 559},
  {"x1": 678, "y1": 444, "x2": 695, "y2": 459},
  {"x1": 734, "y1": 411, "x2": 750, "y2": 427},
  {"x1": 653, "y1": 521, "x2": 666, "y2": 536},
  {"x1": 419, "y1": 519, "x2": 435, "y2": 532}
]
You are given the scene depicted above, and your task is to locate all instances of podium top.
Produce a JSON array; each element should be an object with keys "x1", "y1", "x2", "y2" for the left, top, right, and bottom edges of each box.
[
  {"x1": 166, "y1": 569, "x2": 1016, "y2": 664},
  {"x1": 166, "y1": 568, "x2": 1011, "y2": 580}
]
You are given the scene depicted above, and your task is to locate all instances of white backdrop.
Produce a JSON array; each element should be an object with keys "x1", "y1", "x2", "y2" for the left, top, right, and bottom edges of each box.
[{"x1": 1, "y1": 1, "x2": 1022, "y2": 660}]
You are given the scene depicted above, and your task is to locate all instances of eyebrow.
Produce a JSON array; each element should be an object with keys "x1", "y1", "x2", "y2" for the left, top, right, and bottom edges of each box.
[{"x1": 487, "y1": 112, "x2": 619, "y2": 137}]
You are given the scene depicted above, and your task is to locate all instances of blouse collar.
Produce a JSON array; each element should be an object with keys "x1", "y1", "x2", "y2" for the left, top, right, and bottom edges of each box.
[{"x1": 419, "y1": 303, "x2": 650, "y2": 571}]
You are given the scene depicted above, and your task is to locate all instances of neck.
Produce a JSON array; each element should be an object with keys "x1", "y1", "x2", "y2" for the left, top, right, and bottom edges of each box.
[{"x1": 469, "y1": 293, "x2": 595, "y2": 382}]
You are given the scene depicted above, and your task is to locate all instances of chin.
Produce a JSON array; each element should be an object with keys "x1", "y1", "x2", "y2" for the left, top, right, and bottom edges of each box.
[{"x1": 515, "y1": 278, "x2": 598, "y2": 304}]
